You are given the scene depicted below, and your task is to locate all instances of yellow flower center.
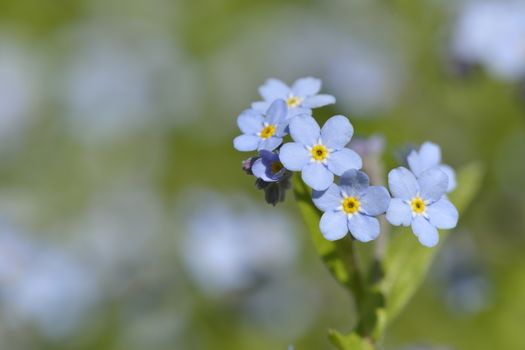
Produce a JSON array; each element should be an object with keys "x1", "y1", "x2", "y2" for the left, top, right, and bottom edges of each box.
[
  {"x1": 342, "y1": 197, "x2": 360, "y2": 215},
  {"x1": 410, "y1": 196, "x2": 426, "y2": 214},
  {"x1": 310, "y1": 144, "x2": 329, "y2": 161},
  {"x1": 271, "y1": 161, "x2": 283, "y2": 174},
  {"x1": 287, "y1": 96, "x2": 302, "y2": 108},
  {"x1": 259, "y1": 124, "x2": 276, "y2": 139}
]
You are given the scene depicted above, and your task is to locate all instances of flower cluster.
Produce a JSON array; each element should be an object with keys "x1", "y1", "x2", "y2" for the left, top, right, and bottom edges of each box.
[{"x1": 233, "y1": 77, "x2": 458, "y2": 247}]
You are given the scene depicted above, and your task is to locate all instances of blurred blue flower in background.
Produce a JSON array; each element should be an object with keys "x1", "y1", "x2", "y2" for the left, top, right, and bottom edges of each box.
[
  {"x1": 180, "y1": 190, "x2": 298, "y2": 296},
  {"x1": 58, "y1": 19, "x2": 200, "y2": 144},
  {"x1": 432, "y1": 234, "x2": 493, "y2": 315},
  {"x1": 452, "y1": 0, "x2": 525, "y2": 81},
  {"x1": 0, "y1": 226, "x2": 100, "y2": 338}
]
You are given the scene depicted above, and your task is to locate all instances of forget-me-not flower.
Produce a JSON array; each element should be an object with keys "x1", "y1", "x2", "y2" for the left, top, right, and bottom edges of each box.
[
  {"x1": 386, "y1": 167, "x2": 459, "y2": 247},
  {"x1": 252, "y1": 150, "x2": 286, "y2": 182},
  {"x1": 252, "y1": 77, "x2": 335, "y2": 118},
  {"x1": 279, "y1": 115, "x2": 362, "y2": 191},
  {"x1": 312, "y1": 169, "x2": 390, "y2": 242},
  {"x1": 233, "y1": 99, "x2": 288, "y2": 152},
  {"x1": 407, "y1": 142, "x2": 457, "y2": 192}
]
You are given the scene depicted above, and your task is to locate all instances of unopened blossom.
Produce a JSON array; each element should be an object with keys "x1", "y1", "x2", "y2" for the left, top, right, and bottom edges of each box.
[
  {"x1": 252, "y1": 77, "x2": 335, "y2": 118},
  {"x1": 255, "y1": 172, "x2": 293, "y2": 206},
  {"x1": 280, "y1": 115, "x2": 362, "y2": 191},
  {"x1": 386, "y1": 167, "x2": 458, "y2": 247},
  {"x1": 407, "y1": 142, "x2": 456, "y2": 192},
  {"x1": 252, "y1": 150, "x2": 286, "y2": 182},
  {"x1": 312, "y1": 169, "x2": 390, "y2": 242},
  {"x1": 233, "y1": 99, "x2": 288, "y2": 152}
]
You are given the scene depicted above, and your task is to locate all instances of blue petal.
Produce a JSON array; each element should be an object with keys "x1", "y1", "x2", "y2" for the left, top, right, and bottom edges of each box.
[
  {"x1": 407, "y1": 150, "x2": 424, "y2": 176},
  {"x1": 259, "y1": 149, "x2": 279, "y2": 163},
  {"x1": 339, "y1": 169, "x2": 369, "y2": 196},
  {"x1": 386, "y1": 198, "x2": 412, "y2": 226},
  {"x1": 312, "y1": 183, "x2": 342, "y2": 212},
  {"x1": 252, "y1": 158, "x2": 276, "y2": 182},
  {"x1": 259, "y1": 137, "x2": 282, "y2": 151},
  {"x1": 440, "y1": 165, "x2": 457, "y2": 192},
  {"x1": 291, "y1": 77, "x2": 321, "y2": 97},
  {"x1": 279, "y1": 142, "x2": 310, "y2": 171},
  {"x1": 274, "y1": 122, "x2": 288, "y2": 137},
  {"x1": 319, "y1": 210, "x2": 348, "y2": 241},
  {"x1": 237, "y1": 109, "x2": 264, "y2": 134},
  {"x1": 233, "y1": 134, "x2": 260, "y2": 152},
  {"x1": 259, "y1": 78, "x2": 289, "y2": 101},
  {"x1": 426, "y1": 198, "x2": 458, "y2": 229},
  {"x1": 412, "y1": 216, "x2": 439, "y2": 247},
  {"x1": 289, "y1": 114, "x2": 320, "y2": 146},
  {"x1": 348, "y1": 214, "x2": 380, "y2": 242},
  {"x1": 419, "y1": 142, "x2": 441, "y2": 170},
  {"x1": 418, "y1": 168, "x2": 448, "y2": 203},
  {"x1": 327, "y1": 148, "x2": 362, "y2": 176},
  {"x1": 251, "y1": 101, "x2": 270, "y2": 113},
  {"x1": 265, "y1": 99, "x2": 287, "y2": 124},
  {"x1": 287, "y1": 107, "x2": 313, "y2": 119},
  {"x1": 320, "y1": 115, "x2": 354, "y2": 150},
  {"x1": 302, "y1": 94, "x2": 336, "y2": 108},
  {"x1": 388, "y1": 167, "x2": 419, "y2": 200},
  {"x1": 302, "y1": 162, "x2": 333, "y2": 191},
  {"x1": 360, "y1": 186, "x2": 391, "y2": 216}
]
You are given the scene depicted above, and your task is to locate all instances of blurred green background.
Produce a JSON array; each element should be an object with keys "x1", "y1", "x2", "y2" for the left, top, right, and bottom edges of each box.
[{"x1": 0, "y1": 0, "x2": 524, "y2": 349}]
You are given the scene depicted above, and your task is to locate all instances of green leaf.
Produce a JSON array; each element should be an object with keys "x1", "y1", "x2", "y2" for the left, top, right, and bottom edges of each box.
[
  {"x1": 328, "y1": 330, "x2": 375, "y2": 350},
  {"x1": 380, "y1": 162, "x2": 483, "y2": 325},
  {"x1": 355, "y1": 288, "x2": 386, "y2": 340},
  {"x1": 293, "y1": 174, "x2": 364, "y2": 295}
]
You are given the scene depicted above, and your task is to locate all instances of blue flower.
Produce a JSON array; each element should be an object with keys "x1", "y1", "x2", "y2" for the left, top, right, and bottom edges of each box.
[
  {"x1": 252, "y1": 150, "x2": 286, "y2": 182},
  {"x1": 233, "y1": 99, "x2": 288, "y2": 152},
  {"x1": 312, "y1": 169, "x2": 391, "y2": 242},
  {"x1": 407, "y1": 142, "x2": 457, "y2": 192},
  {"x1": 279, "y1": 115, "x2": 362, "y2": 191},
  {"x1": 252, "y1": 77, "x2": 335, "y2": 118},
  {"x1": 386, "y1": 167, "x2": 459, "y2": 247}
]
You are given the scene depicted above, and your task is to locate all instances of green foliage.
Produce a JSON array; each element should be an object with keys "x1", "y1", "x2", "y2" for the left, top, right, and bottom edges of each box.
[
  {"x1": 328, "y1": 330, "x2": 375, "y2": 350},
  {"x1": 293, "y1": 175, "x2": 365, "y2": 296},
  {"x1": 293, "y1": 163, "x2": 483, "y2": 349}
]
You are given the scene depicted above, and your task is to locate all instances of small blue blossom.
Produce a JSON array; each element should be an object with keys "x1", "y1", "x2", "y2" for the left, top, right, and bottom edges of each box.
[
  {"x1": 279, "y1": 115, "x2": 362, "y2": 191},
  {"x1": 386, "y1": 167, "x2": 459, "y2": 247},
  {"x1": 233, "y1": 99, "x2": 288, "y2": 152},
  {"x1": 312, "y1": 169, "x2": 391, "y2": 242},
  {"x1": 407, "y1": 142, "x2": 457, "y2": 192},
  {"x1": 252, "y1": 150, "x2": 286, "y2": 182},
  {"x1": 252, "y1": 77, "x2": 335, "y2": 118}
]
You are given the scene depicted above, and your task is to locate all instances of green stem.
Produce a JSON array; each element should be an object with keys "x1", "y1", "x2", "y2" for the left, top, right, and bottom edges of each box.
[{"x1": 337, "y1": 236, "x2": 366, "y2": 304}]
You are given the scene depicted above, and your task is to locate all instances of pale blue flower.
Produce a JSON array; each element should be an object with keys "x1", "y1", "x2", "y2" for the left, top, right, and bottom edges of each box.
[
  {"x1": 386, "y1": 167, "x2": 459, "y2": 247},
  {"x1": 280, "y1": 115, "x2": 362, "y2": 191},
  {"x1": 312, "y1": 169, "x2": 390, "y2": 242},
  {"x1": 252, "y1": 77, "x2": 335, "y2": 118},
  {"x1": 407, "y1": 142, "x2": 457, "y2": 192},
  {"x1": 252, "y1": 150, "x2": 286, "y2": 182},
  {"x1": 233, "y1": 99, "x2": 288, "y2": 152}
]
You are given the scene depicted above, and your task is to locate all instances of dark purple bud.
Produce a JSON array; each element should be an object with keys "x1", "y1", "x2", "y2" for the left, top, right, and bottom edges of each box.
[{"x1": 255, "y1": 171, "x2": 292, "y2": 206}]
